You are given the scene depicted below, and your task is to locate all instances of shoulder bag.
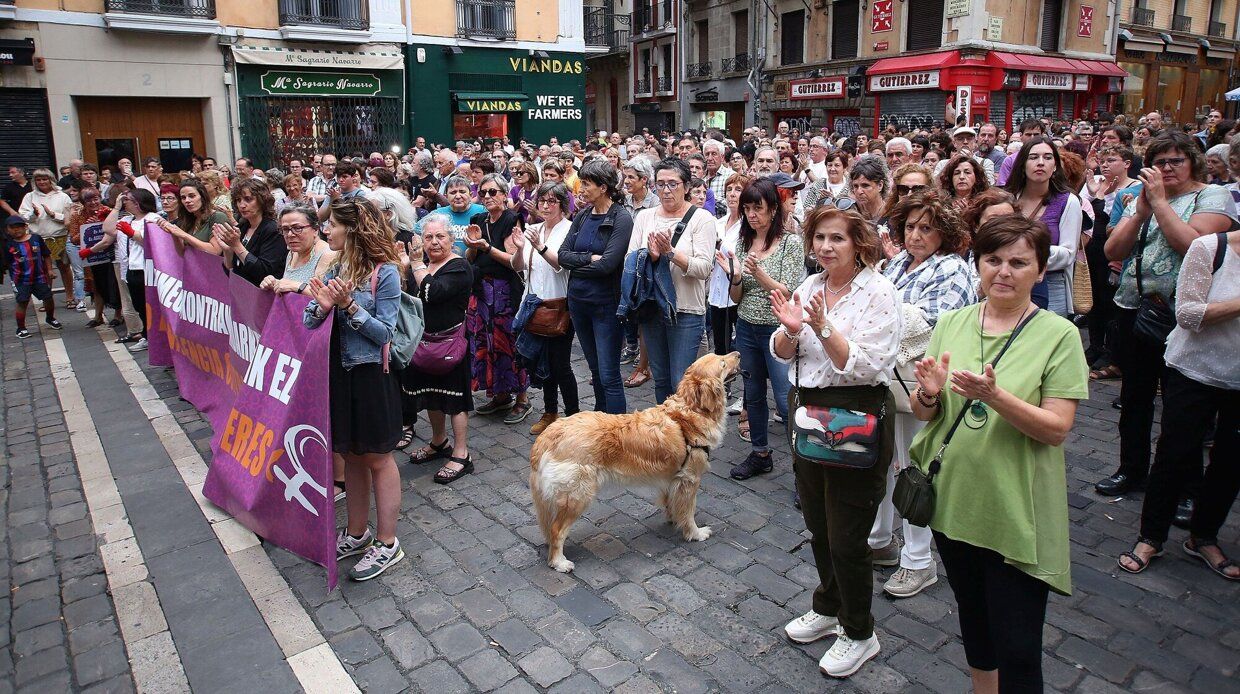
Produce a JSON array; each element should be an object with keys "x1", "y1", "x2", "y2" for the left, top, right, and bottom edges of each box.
[
  {"x1": 892, "y1": 308, "x2": 1039, "y2": 527},
  {"x1": 369, "y1": 266, "x2": 425, "y2": 372},
  {"x1": 1132, "y1": 190, "x2": 1201, "y2": 344},
  {"x1": 523, "y1": 228, "x2": 572, "y2": 337}
]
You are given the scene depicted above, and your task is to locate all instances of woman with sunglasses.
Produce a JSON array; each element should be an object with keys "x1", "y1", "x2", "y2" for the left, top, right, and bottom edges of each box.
[
  {"x1": 507, "y1": 160, "x2": 541, "y2": 226},
  {"x1": 1095, "y1": 131, "x2": 1238, "y2": 499}
]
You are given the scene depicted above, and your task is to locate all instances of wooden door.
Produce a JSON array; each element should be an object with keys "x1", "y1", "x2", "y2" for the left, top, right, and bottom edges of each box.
[{"x1": 76, "y1": 97, "x2": 206, "y2": 171}]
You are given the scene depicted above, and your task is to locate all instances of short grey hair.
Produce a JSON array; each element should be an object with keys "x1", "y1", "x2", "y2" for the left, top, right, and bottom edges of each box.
[
  {"x1": 479, "y1": 173, "x2": 511, "y2": 195},
  {"x1": 810, "y1": 136, "x2": 828, "y2": 148},
  {"x1": 622, "y1": 157, "x2": 655, "y2": 187},
  {"x1": 849, "y1": 155, "x2": 890, "y2": 196},
  {"x1": 413, "y1": 150, "x2": 434, "y2": 174},
  {"x1": 443, "y1": 174, "x2": 471, "y2": 192},
  {"x1": 420, "y1": 213, "x2": 452, "y2": 236},
  {"x1": 701, "y1": 139, "x2": 726, "y2": 155},
  {"x1": 885, "y1": 137, "x2": 912, "y2": 154}
]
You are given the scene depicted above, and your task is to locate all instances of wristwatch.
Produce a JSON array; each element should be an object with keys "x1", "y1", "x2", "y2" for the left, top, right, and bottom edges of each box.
[
  {"x1": 297, "y1": 281, "x2": 309, "y2": 295},
  {"x1": 819, "y1": 322, "x2": 833, "y2": 340}
]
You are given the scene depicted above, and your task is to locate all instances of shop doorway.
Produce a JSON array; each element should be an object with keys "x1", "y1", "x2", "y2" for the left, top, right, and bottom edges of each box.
[
  {"x1": 76, "y1": 97, "x2": 206, "y2": 172},
  {"x1": 241, "y1": 96, "x2": 402, "y2": 169}
]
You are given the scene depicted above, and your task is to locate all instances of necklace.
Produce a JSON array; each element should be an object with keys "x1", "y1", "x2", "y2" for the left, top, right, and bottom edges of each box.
[
  {"x1": 825, "y1": 270, "x2": 856, "y2": 295},
  {"x1": 966, "y1": 301, "x2": 1031, "y2": 429}
]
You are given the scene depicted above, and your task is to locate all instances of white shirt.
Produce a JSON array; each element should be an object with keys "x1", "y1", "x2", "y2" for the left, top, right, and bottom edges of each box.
[
  {"x1": 708, "y1": 215, "x2": 742, "y2": 308},
  {"x1": 124, "y1": 213, "x2": 159, "y2": 272},
  {"x1": 771, "y1": 268, "x2": 902, "y2": 387},
  {"x1": 1165, "y1": 232, "x2": 1240, "y2": 390},
  {"x1": 19, "y1": 188, "x2": 72, "y2": 239},
  {"x1": 808, "y1": 160, "x2": 828, "y2": 181},
  {"x1": 520, "y1": 217, "x2": 572, "y2": 301},
  {"x1": 627, "y1": 206, "x2": 718, "y2": 315}
]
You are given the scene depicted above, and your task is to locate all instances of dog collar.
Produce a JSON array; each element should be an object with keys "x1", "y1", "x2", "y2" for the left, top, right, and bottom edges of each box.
[{"x1": 682, "y1": 444, "x2": 712, "y2": 469}]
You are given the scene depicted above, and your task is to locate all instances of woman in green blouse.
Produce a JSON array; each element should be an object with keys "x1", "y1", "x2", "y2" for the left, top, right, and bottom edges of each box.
[{"x1": 910, "y1": 215, "x2": 1088, "y2": 693}]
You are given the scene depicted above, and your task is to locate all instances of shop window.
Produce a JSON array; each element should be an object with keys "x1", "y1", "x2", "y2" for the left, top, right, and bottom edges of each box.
[
  {"x1": 1040, "y1": 0, "x2": 1063, "y2": 52},
  {"x1": 1198, "y1": 69, "x2": 1225, "y2": 114},
  {"x1": 905, "y1": 0, "x2": 943, "y2": 51},
  {"x1": 780, "y1": 10, "x2": 805, "y2": 65},
  {"x1": 1117, "y1": 62, "x2": 1147, "y2": 117},
  {"x1": 241, "y1": 96, "x2": 401, "y2": 169},
  {"x1": 1156, "y1": 65, "x2": 1186, "y2": 118},
  {"x1": 831, "y1": 0, "x2": 859, "y2": 60},
  {"x1": 453, "y1": 114, "x2": 508, "y2": 140}
]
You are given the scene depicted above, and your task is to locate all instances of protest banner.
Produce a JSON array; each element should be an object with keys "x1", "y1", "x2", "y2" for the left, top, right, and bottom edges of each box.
[
  {"x1": 142, "y1": 222, "x2": 338, "y2": 588},
  {"x1": 79, "y1": 221, "x2": 114, "y2": 266}
]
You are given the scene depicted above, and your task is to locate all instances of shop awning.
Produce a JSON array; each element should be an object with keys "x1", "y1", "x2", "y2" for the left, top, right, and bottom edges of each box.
[
  {"x1": 232, "y1": 45, "x2": 403, "y2": 71},
  {"x1": 453, "y1": 92, "x2": 529, "y2": 113},
  {"x1": 1226, "y1": 86, "x2": 1240, "y2": 102},
  {"x1": 986, "y1": 52, "x2": 1127, "y2": 77},
  {"x1": 1119, "y1": 31, "x2": 1167, "y2": 52},
  {"x1": 866, "y1": 51, "x2": 961, "y2": 75}
]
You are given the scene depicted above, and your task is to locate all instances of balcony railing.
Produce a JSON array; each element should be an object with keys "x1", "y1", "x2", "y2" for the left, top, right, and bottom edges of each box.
[
  {"x1": 1209, "y1": 20, "x2": 1227, "y2": 37},
  {"x1": 1172, "y1": 14, "x2": 1191, "y2": 31},
  {"x1": 278, "y1": 0, "x2": 368, "y2": 31},
  {"x1": 686, "y1": 61, "x2": 712, "y2": 78},
  {"x1": 721, "y1": 53, "x2": 750, "y2": 73},
  {"x1": 584, "y1": 7, "x2": 631, "y2": 52},
  {"x1": 1131, "y1": 6, "x2": 1155, "y2": 26},
  {"x1": 655, "y1": 76, "x2": 673, "y2": 92},
  {"x1": 457, "y1": 0, "x2": 515, "y2": 40},
  {"x1": 104, "y1": 0, "x2": 215, "y2": 18},
  {"x1": 634, "y1": 78, "x2": 652, "y2": 94}
]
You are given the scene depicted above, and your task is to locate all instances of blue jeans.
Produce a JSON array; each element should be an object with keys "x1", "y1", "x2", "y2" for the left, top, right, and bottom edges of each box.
[
  {"x1": 64, "y1": 240, "x2": 86, "y2": 302},
  {"x1": 641, "y1": 311, "x2": 705, "y2": 404},
  {"x1": 735, "y1": 318, "x2": 790, "y2": 452},
  {"x1": 569, "y1": 299, "x2": 627, "y2": 414}
]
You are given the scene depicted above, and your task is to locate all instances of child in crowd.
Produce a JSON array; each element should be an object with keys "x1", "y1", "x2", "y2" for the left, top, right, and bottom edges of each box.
[{"x1": 2, "y1": 215, "x2": 62, "y2": 338}]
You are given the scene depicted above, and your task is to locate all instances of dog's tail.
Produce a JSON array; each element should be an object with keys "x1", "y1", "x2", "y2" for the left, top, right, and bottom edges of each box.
[{"x1": 530, "y1": 450, "x2": 557, "y2": 542}]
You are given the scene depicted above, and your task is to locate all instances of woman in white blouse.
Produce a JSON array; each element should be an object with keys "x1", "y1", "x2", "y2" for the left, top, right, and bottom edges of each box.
[
  {"x1": 1119, "y1": 230, "x2": 1240, "y2": 581},
  {"x1": 511, "y1": 182, "x2": 577, "y2": 436},
  {"x1": 626, "y1": 158, "x2": 718, "y2": 404},
  {"x1": 708, "y1": 173, "x2": 749, "y2": 397},
  {"x1": 768, "y1": 206, "x2": 900, "y2": 678}
]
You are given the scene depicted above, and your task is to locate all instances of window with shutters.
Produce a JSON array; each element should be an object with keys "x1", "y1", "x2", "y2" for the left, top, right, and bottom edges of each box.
[
  {"x1": 781, "y1": 10, "x2": 805, "y2": 66},
  {"x1": 1040, "y1": 0, "x2": 1063, "y2": 52},
  {"x1": 905, "y1": 0, "x2": 943, "y2": 51},
  {"x1": 733, "y1": 10, "x2": 748, "y2": 55},
  {"x1": 832, "y1": 0, "x2": 859, "y2": 60}
]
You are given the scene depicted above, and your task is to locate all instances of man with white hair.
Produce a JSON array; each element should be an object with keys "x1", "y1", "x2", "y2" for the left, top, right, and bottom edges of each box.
[
  {"x1": 807, "y1": 137, "x2": 830, "y2": 180},
  {"x1": 777, "y1": 121, "x2": 790, "y2": 137},
  {"x1": 701, "y1": 139, "x2": 735, "y2": 217},
  {"x1": 885, "y1": 137, "x2": 912, "y2": 170},
  {"x1": 751, "y1": 146, "x2": 779, "y2": 175}
]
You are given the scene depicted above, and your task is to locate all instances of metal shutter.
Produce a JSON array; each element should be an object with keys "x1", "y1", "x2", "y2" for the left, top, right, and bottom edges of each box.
[
  {"x1": 1013, "y1": 91, "x2": 1059, "y2": 127},
  {"x1": 832, "y1": 0, "x2": 859, "y2": 60},
  {"x1": 878, "y1": 91, "x2": 945, "y2": 132},
  {"x1": 989, "y1": 92, "x2": 1010, "y2": 131},
  {"x1": 1040, "y1": 0, "x2": 1063, "y2": 52},
  {"x1": 906, "y1": 0, "x2": 943, "y2": 51},
  {"x1": 0, "y1": 89, "x2": 54, "y2": 185}
]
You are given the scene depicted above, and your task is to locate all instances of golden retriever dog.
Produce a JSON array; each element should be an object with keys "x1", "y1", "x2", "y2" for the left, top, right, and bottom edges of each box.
[{"x1": 530, "y1": 352, "x2": 742, "y2": 572}]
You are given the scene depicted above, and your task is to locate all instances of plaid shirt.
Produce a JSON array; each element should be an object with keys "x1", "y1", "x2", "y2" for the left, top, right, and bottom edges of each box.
[
  {"x1": 882, "y1": 250, "x2": 977, "y2": 325},
  {"x1": 703, "y1": 165, "x2": 735, "y2": 218},
  {"x1": 304, "y1": 175, "x2": 336, "y2": 200}
]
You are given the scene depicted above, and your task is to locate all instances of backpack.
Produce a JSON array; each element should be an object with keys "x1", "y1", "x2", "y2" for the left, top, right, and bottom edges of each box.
[{"x1": 370, "y1": 265, "x2": 425, "y2": 372}]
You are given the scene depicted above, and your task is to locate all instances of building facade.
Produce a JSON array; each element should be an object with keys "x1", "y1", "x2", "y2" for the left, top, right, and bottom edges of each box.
[
  {"x1": 1114, "y1": 0, "x2": 1240, "y2": 123},
  {"x1": 0, "y1": 0, "x2": 586, "y2": 176},
  {"x1": 584, "y1": 0, "x2": 634, "y2": 135},
  {"x1": 757, "y1": 0, "x2": 1142, "y2": 136},
  {"x1": 629, "y1": 0, "x2": 681, "y2": 133},
  {"x1": 681, "y1": 0, "x2": 756, "y2": 141}
]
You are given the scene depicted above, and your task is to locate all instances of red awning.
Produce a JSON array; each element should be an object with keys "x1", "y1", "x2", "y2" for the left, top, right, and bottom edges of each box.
[
  {"x1": 868, "y1": 51, "x2": 961, "y2": 75},
  {"x1": 987, "y1": 52, "x2": 1127, "y2": 78}
]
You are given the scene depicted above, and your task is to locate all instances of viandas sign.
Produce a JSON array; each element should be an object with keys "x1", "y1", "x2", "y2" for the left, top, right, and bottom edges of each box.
[{"x1": 259, "y1": 70, "x2": 382, "y2": 97}]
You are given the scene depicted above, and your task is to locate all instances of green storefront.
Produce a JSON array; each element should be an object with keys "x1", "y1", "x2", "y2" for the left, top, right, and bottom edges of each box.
[
  {"x1": 233, "y1": 45, "x2": 407, "y2": 168},
  {"x1": 408, "y1": 45, "x2": 586, "y2": 145}
]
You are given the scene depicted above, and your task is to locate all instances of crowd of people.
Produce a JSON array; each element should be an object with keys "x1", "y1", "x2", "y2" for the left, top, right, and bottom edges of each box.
[{"x1": 4, "y1": 105, "x2": 1238, "y2": 687}]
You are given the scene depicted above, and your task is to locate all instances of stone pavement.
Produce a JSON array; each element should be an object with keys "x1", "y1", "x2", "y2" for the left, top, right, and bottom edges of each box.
[{"x1": 3, "y1": 286, "x2": 1239, "y2": 692}]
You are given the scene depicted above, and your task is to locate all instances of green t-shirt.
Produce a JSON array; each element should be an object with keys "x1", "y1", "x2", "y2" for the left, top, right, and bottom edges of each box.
[
  {"x1": 909, "y1": 305, "x2": 1089, "y2": 595},
  {"x1": 191, "y1": 211, "x2": 229, "y2": 243}
]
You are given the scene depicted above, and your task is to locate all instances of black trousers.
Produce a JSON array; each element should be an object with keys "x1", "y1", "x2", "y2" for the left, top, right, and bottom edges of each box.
[
  {"x1": 791, "y1": 385, "x2": 892, "y2": 640},
  {"x1": 1140, "y1": 367, "x2": 1240, "y2": 544},
  {"x1": 710, "y1": 305, "x2": 737, "y2": 355},
  {"x1": 541, "y1": 331, "x2": 579, "y2": 417},
  {"x1": 934, "y1": 532, "x2": 1049, "y2": 693},
  {"x1": 125, "y1": 269, "x2": 146, "y2": 338},
  {"x1": 1113, "y1": 308, "x2": 1168, "y2": 481},
  {"x1": 1084, "y1": 232, "x2": 1117, "y2": 364}
]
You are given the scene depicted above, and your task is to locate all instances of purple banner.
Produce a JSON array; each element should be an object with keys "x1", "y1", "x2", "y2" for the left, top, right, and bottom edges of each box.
[{"x1": 143, "y1": 223, "x2": 338, "y2": 588}]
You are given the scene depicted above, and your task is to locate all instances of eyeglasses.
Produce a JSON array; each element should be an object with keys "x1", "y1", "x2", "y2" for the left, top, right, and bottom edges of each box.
[
  {"x1": 479, "y1": 189, "x2": 504, "y2": 197},
  {"x1": 895, "y1": 184, "x2": 927, "y2": 196},
  {"x1": 1151, "y1": 157, "x2": 1187, "y2": 169},
  {"x1": 279, "y1": 224, "x2": 313, "y2": 235},
  {"x1": 654, "y1": 181, "x2": 683, "y2": 191}
]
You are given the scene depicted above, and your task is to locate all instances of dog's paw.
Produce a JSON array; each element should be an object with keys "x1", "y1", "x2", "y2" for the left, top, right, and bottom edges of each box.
[
  {"x1": 550, "y1": 557, "x2": 576, "y2": 573},
  {"x1": 686, "y1": 526, "x2": 712, "y2": 542}
]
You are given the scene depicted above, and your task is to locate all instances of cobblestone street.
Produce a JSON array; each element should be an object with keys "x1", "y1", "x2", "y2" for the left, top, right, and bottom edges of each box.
[{"x1": 2, "y1": 290, "x2": 1238, "y2": 692}]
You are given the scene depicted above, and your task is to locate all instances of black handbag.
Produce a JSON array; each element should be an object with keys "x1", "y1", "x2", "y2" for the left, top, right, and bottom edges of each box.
[
  {"x1": 893, "y1": 308, "x2": 1039, "y2": 527},
  {"x1": 1131, "y1": 191, "x2": 1200, "y2": 345}
]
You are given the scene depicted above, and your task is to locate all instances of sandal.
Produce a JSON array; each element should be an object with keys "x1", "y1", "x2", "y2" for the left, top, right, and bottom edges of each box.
[
  {"x1": 434, "y1": 455, "x2": 474, "y2": 484},
  {"x1": 1118, "y1": 538, "x2": 1163, "y2": 574},
  {"x1": 410, "y1": 438, "x2": 451, "y2": 464},
  {"x1": 624, "y1": 368, "x2": 650, "y2": 388},
  {"x1": 1183, "y1": 538, "x2": 1240, "y2": 581},
  {"x1": 738, "y1": 416, "x2": 751, "y2": 443},
  {"x1": 108, "y1": 317, "x2": 124, "y2": 327},
  {"x1": 1090, "y1": 365, "x2": 1122, "y2": 381},
  {"x1": 396, "y1": 425, "x2": 416, "y2": 449},
  {"x1": 86, "y1": 319, "x2": 104, "y2": 328}
]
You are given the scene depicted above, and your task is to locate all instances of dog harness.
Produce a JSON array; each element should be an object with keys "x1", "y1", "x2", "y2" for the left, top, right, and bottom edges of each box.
[{"x1": 681, "y1": 443, "x2": 712, "y2": 470}]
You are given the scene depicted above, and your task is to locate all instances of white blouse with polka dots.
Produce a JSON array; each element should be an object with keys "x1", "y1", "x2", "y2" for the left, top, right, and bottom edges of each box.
[{"x1": 770, "y1": 267, "x2": 902, "y2": 388}]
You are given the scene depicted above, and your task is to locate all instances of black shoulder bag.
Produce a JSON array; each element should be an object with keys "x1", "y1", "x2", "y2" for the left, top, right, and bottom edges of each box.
[
  {"x1": 1132, "y1": 190, "x2": 1202, "y2": 345},
  {"x1": 892, "y1": 309, "x2": 1039, "y2": 527}
]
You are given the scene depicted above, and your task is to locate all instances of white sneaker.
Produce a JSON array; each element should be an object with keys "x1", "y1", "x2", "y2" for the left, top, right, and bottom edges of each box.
[
  {"x1": 75, "y1": 303, "x2": 87, "y2": 312},
  {"x1": 727, "y1": 399, "x2": 744, "y2": 415},
  {"x1": 349, "y1": 537, "x2": 404, "y2": 581},
  {"x1": 336, "y1": 527, "x2": 373, "y2": 560},
  {"x1": 128, "y1": 337, "x2": 148, "y2": 352},
  {"x1": 773, "y1": 411, "x2": 785, "y2": 424},
  {"x1": 784, "y1": 610, "x2": 840, "y2": 643},
  {"x1": 820, "y1": 633, "x2": 880, "y2": 678},
  {"x1": 883, "y1": 566, "x2": 938, "y2": 598}
]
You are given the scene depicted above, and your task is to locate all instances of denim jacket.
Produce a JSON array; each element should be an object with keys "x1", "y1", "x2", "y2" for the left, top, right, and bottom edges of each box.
[
  {"x1": 617, "y1": 248, "x2": 678, "y2": 325},
  {"x1": 303, "y1": 262, "x2": 400, "y2": 369}
]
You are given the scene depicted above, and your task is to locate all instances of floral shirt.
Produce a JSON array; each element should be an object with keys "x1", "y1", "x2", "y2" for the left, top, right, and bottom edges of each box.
[{"x1": 735, "y1": 232, "x2": 806, "y2": 326}]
